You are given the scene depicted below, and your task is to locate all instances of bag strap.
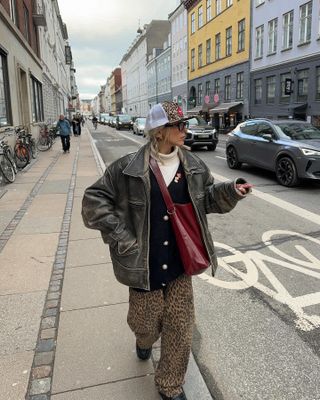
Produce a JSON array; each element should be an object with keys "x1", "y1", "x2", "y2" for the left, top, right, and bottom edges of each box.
[{"x1": 149, "y1": 157, "x2": 175, "y2": 213}]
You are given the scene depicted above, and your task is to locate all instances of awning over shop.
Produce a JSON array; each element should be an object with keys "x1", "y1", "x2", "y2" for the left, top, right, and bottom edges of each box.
[
  {"x1": 186, "y1": 106, "x2": 203, "y2": 114},
  {"x1": 210, "y1": 101, "x2": 243, "y2": 114},
  {"x1": 186, "y1": 103, "x2": 217, "y2": 115},
  {"x1": 287, "y1": 103, "x2": 308, "y2": 111}
]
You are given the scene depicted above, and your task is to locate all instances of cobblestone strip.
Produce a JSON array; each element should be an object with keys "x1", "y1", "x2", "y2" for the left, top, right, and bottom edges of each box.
[
  {"x1": 25, "y1": 144, "x2": 80, "y2": 400},
  {"x1": 0, "y1": 153, "x2": 61, "y2": 253}
]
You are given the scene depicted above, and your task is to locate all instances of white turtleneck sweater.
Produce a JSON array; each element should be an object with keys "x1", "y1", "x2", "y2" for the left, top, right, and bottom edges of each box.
[{"x1": 156, "y1": 147, "x2": 180, "y2": 187}]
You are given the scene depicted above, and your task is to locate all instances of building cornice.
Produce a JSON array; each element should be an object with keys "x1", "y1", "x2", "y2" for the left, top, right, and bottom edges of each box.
[
  {"x1": 183, "y1": 0, "x2": 201, "y2": 11},
  {"x1": 0, "y1": 4, "x2": 42, "y2": 68}
]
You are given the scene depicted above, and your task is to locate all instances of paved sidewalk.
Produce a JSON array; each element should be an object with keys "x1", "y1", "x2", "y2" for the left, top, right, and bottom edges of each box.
[{"x1": 0, "y1": 128, "x2": 212, "y2": 400}]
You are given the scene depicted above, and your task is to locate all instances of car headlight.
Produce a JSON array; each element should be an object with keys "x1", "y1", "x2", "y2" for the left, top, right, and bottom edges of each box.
[{"x1": 301, "y1": 148, "x2": 320, "y2": 156}]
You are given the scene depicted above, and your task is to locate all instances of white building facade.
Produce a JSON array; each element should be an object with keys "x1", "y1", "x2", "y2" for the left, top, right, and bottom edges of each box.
[{"x1": 169, "y1": 2, "x2": 188, "y2": 114}]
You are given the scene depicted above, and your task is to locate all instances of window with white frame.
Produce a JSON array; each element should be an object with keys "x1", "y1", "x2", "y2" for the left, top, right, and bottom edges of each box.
[
  {"x1": 282, "y1": 11, "x2": 293, "y2": 49},
  {"x1": 236, "y1": 72, "x2": 244, "y2": 99},
  {"x1": 214, "y1": 78, "x2": 220, "y2": 94},
  {"x1": 255, "y1": 25, "x2": 264, "y2": 58},
  {"x1": 31, "y1": 76, "x2": 44, "y2": 122},
  {"x1": 255, "y1": 0, "x2": 265, "y2": 6},
  {"x1": 0, "y1": 50, "x2": 12, "y2": 127},
  {"x1": 198, "y1": 44, "x2": 203, "y2": 67},
  {"x1": 206, "y1": 39, "x2": 211, "y2": 64},
  {"x1": 191, "y1": 48, "x2": 195, "y2": 71},
  {"x1": 299, "y1": 1, "x2": 312, "y2": 44},
  {"x1": 205, "y1": 81, "x2": 211, "y2": 96},
  {"x1": 215, "y1": 33, "x2": 221, "y2": 60},
  {"x1": 215, "y1": 0, "x2": 221, "y2": 16},
  {"x1": 226, "y1": 27, "x2": 232, "y2": 56},
  {"x1": 206, "y1": 0, "x2": 212, "y2": 21},
  {"x1": 191, "y1": 12, "x2": 195, "y2": 34},
  {"x1": 238, "y1": 19, "x2": 245, "y2": 52},
  {"x1": 198, "y1": 6, "x2": 203, "y2": 28},
  {"x1": 225, "y1": 75, "x2": 231, "y2": 101},
  {"x1": 268, "y1": 18, "x2": 278, "y2": 54},
  {"x1": 227, "y1": 0, "x2": 233, "y2": 7}
]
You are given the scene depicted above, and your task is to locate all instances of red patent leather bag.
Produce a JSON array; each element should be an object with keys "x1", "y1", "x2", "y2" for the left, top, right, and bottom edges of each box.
[{"x1": 149, "y1": 157, "x2": 210, "y2": 276}]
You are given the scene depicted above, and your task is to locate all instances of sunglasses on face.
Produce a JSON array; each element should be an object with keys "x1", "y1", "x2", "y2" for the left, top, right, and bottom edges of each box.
[{"x1": 165, "y1": 121, "x2": 189, "y2": 132}]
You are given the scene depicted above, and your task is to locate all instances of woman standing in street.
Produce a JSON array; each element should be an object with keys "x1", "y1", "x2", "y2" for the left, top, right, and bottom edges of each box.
[{"x1": 82, "y1": 102, "x2": 252, "y2": 400}]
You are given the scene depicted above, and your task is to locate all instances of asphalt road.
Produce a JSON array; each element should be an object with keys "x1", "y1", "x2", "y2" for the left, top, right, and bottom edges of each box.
[{"x1": 89, "y1": 123, "x2": 320, "y2": 400}]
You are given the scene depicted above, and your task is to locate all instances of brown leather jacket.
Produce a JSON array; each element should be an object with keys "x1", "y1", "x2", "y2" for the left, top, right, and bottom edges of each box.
[{"x1": 82, "y1": 143, "x2": 246, "y2": 290}]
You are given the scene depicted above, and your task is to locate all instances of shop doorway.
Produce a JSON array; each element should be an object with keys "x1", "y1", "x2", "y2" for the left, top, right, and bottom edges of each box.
[{"x1": 18, "y1": 68, "x2": 30, "y2": 126}]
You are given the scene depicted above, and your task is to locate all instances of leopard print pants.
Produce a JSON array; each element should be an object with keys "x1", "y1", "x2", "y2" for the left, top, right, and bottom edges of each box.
[{"x1": 127, "y1": 274, "x2": 195, "y2": 397}]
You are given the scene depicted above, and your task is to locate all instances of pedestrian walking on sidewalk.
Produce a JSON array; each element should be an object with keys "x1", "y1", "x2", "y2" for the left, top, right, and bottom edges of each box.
[
  {"x1": 82, "y1": 101, "x2": 252, "y2": 400},
  {"x1": 56, "y1": 115, "x2": 71, "y2": 153}
]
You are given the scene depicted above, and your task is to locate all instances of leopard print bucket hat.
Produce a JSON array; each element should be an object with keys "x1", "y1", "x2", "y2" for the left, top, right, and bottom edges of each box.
[{"x1": 145, "y1": 101, "x2": 186, "y2": 133}]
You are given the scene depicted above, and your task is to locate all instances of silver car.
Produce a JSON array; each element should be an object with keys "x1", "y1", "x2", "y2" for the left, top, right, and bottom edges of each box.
[
  {"x1": 133, "y1": 117, "x2": 146, "y2": 135},
  {"x1": 226, "y1": 119, "x2": 320, "y2": 187}
]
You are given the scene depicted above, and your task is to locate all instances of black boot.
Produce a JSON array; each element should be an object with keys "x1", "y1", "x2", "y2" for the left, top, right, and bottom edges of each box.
[
  {"x1": 136, "y1": 343, "x2": 152, "y2": 360},
  {"x1": 159, "y1": 391, "x2": 187, "y2": 400}
]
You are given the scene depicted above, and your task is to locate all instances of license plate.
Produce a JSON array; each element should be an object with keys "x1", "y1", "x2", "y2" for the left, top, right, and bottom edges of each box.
[{"x1": 197, "y1": 134, "x2": 210, "y2": 139}]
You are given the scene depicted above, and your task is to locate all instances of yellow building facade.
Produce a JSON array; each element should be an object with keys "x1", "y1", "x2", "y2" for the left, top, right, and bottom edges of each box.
[{"x1": 184, "y1": 0, "x2": 251, "y2": 129}]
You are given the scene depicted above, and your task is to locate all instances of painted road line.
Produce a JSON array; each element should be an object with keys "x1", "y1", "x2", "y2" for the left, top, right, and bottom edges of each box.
[{"x1": 214, "y1": 172, "x2": 320, "y2": 226}]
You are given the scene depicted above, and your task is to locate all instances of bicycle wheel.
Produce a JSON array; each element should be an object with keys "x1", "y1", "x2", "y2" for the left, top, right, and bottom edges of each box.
[
  {"x1": 5, "y1": 148, "x2": 18, "y2": 174},
  {"x1": 36, "y1": 136, "x2": 52, "y2": 151},
  {"x1": 14, "y1": 143, "x2": 29, "y2": 169},
  {"x1": 30, "y1": 138, "x2": 37, "y2": 158},
  {"x1": 0, "y1": 154, "x2": 15, "y2": 183}
]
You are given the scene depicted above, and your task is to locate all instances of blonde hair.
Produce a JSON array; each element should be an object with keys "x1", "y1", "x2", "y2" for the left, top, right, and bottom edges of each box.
[{"x1": 147, "y1": 126, "x2": 167, "y2": 160}]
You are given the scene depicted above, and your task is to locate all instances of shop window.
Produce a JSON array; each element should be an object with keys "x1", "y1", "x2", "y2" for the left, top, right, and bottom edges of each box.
[
  {"x1": 297, "y1": 69, "x2": 309, "y2": 102},
  {"x1": 236, "y1": 72, "x2": 244, "y2": 99},
  {"x1": 266, "y1": 76, "x2": 276, "y2": 104},
  {"x1": 0, "y1": 50, "x2": 12, "y2": 127},
  {"x1": 316, "y1": 67, "x2": 320, "y2": 101},
  {"x1": 280, "y1": 73, "x2": 291, "y2": 103},
  {"x1": 254, "y1": 78, "x2": 262, "y2": 104},
  {"x1": 31, "y1": 76, "x2": 44, "y2": 122},
  {"x1": 225, "y1": 75, "x2": 231, "y2": 101}
]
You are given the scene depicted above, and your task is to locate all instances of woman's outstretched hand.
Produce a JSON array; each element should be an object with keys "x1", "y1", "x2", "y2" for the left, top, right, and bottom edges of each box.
[{"x1": 236, "y1": 183, "x2": 253, "y2": 195}]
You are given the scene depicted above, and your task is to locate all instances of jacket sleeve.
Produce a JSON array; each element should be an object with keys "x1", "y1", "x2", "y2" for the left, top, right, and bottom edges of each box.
[
  {"x1": 201, "y1": 161, "x2": 247, "y2": 214},
  {"x1": 81, "y1": 168, "x2": 131, "y2": 245}
]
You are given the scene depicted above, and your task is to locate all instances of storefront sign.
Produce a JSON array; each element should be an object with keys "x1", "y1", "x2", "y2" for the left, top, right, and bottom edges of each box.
[
  {"x1": 204, "y1": 95, "x2": 210, "y2": 104},
  {"x1": 285, "y1": 79, "x2": 293, "y2": 95},
  {"x1": 214, "y1": 94, "x2": 219, "y2": 104}
]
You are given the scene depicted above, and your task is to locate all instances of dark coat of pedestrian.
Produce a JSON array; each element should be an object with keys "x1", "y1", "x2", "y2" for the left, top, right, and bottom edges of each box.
[
  {"x1": 81, "y1": 101, "x2": 252, "y2": 400},
  {"x1": 56, "y1": 115, "x2": 71, "y2": 153}
]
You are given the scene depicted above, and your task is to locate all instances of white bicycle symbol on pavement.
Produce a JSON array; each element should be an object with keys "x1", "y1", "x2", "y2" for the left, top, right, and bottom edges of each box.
[{"x1": 199, "y1": 230, "x2": 320, "y2": 332}]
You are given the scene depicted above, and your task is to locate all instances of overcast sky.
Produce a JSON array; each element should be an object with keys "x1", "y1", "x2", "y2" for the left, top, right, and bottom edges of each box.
[{"x1": 59, "y1": 0, "x2": 179, "y2": 100}]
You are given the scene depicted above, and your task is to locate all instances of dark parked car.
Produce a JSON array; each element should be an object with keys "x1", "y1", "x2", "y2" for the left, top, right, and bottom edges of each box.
[
  {"x1": 185, "y1": 116, "x2": 218, "y2": 151},
  {"x1": 226, "y1": 119, "x2": 320, "y2": 187},
  {"x1": 116, "y1": 115, "x2": 133, "y2": 130},
  {"x1": 133, "y1": 117, "x2": 146, "y2": 135}
]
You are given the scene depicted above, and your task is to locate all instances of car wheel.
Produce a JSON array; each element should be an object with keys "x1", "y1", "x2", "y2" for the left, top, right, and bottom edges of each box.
[
  {"x1": 226, "y1": 146, "x2": 242, "y2": 169},
  {"x1": 276, "y1": 156, "x2": 300, "y2": 187},
  {"x1": 207, "y1": 144, "x2": 217, "y2": 151}
]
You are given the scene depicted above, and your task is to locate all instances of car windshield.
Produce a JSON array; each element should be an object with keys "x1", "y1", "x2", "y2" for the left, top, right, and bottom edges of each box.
[
  {"x1": 137, "y1": 118, "x2": 146, "y2": 124},
  {"x1": 274, "y1": 122, "x2": 320, "y2": 140},
  {"x1": 188, "y1": 117, "x2": 207, "y2": 126},
  {"x1": 119, "y1": 115, "x2": 131, "y2": 122}
]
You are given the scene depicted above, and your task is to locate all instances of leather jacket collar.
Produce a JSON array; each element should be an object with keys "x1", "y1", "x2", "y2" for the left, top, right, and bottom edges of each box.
[{"x1": 123, "y1": 143, "x2": 206, "y2": 178}]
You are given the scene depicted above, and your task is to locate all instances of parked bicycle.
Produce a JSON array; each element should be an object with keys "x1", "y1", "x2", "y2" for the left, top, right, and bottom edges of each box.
[
  {"x1": 14, "y1": 126, "x2": 31, "y2": 169},
  {"x1": 0, "y1": 131, "x2": 17, "y2": 183}
]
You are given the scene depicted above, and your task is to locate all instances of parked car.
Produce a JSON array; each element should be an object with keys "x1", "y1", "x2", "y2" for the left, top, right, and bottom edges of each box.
[
  {"x1": 116, "y1": 114, "x2": 133, "y2": 130},
  {"x1": 109, "y1": 116, "x2": 117, "y2": 128},
  {"x1": 184, "y1": 116, "x2": 218, "y2": 151},
  {"x1": 226, "y1": 119, "x2": 320, "y2": 187},
  {"x1": 133, "y1": 117, "x2": 146, "y2": 135}
]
